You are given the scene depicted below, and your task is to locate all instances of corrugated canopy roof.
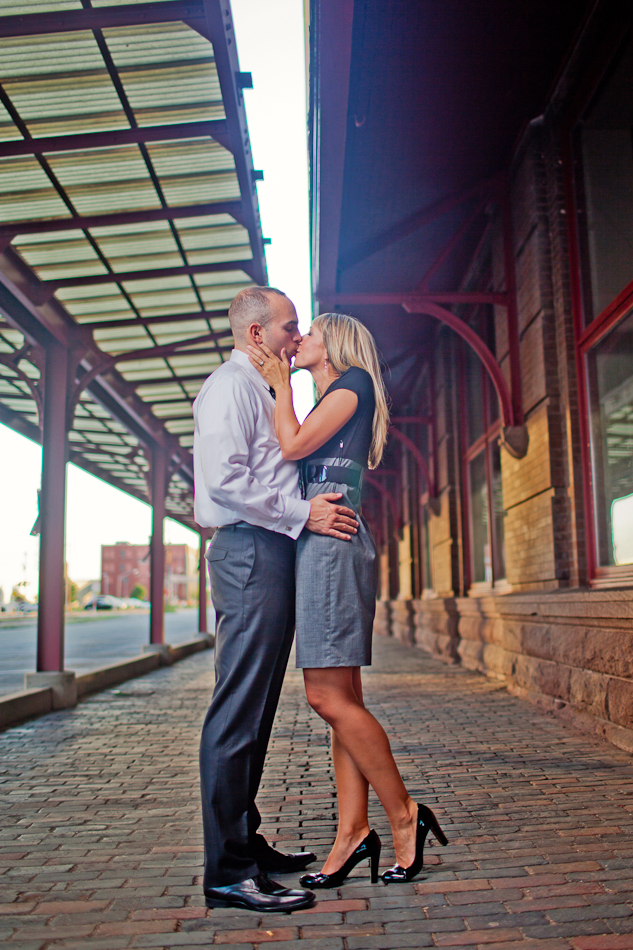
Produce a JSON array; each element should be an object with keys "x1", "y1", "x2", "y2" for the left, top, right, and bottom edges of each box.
[{"x1": 0, "y1": 0, "x2": 265, "y2": 529}]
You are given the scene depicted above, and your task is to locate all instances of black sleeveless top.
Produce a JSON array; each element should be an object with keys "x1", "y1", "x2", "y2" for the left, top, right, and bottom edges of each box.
[{"x1": 302, "y1": 366, "x2": 376, "y2": 468}]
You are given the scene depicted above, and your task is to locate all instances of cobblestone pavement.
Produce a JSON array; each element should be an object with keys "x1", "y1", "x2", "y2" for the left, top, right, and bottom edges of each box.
[{"x1": 2, "y1": 635, "x2": 633, "y2": 950}]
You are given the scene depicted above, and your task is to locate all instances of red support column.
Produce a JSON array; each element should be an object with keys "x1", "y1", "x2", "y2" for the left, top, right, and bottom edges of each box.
[
  {"x1": 149, "y1": 444, "x2": 167, "y2": 645},
  {"x1": 36, "y1": 341, "x2": 68, "y2": 672},
  {"x1": 26, "y1": 341, "x2": 77, "y2": 708},
  {"x1": 501, "y1": 182, "x2": 524, "y2": 427}
]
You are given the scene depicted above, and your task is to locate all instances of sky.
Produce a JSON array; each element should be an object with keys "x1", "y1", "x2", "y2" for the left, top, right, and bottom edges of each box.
[{"x1": 0, "y1": 0, "x2": 312, "y2": 602}]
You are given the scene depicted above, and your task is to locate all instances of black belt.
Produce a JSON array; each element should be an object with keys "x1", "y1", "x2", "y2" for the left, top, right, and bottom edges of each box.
[{"x1": 304, "y1": 463, "x2": 362, "y2": 489}]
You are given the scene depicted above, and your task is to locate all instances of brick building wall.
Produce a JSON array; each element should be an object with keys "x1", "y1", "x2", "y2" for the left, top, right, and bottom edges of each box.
[
  {"x1": 373, "y1": 0, "x2": 633, "y2": 753},
  {"x1": 101, "y1": 542, "x2": 198, "y2": 605}
]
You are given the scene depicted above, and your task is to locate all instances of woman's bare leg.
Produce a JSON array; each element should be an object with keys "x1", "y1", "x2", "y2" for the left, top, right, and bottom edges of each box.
[
  {"x1": 304, "y1": 666, "x2": 418, "y2": 868},
  {"x1": 321, "y1": 669, "x2": 370, "y2": 873}
]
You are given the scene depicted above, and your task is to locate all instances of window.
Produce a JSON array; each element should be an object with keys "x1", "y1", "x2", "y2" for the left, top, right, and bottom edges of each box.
[
  {"x1": 569, "y1": 34, "x2": 633, "y2": 583},
  {"x1": 576, "y1": 38, "x2": 633, "y2": 325},
  {"x1": 461, "y1": 311, "x2": 506, "y2": 590},
  {"x1": 587, "y1": 309, "x2": 633, "y2": 567}
]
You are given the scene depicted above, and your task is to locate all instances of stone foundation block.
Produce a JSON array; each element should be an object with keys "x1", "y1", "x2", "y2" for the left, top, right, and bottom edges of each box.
[{"x1": 24, "y1": 671, "x2": 77, "y2": 709}]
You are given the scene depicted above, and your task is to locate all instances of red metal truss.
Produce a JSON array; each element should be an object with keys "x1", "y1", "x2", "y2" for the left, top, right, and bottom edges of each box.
[
  {"x1": 389, "y1": 425, "x2": 435, "y2": 504},
  {"x1": 0, "y1": 1, "x2": 205, "y2": 38},
  {"x1": 338, "y1": 177, "x2": 497, "y2": 273},
  {"x1": 34, "y1": 260, "x2": 254, "y2": 304},
  {"x1": 331, "y1": 291, "x2": 507, "y2": 307},
  {"x1": 0, "y1": 203, "x2": 243, "y2": 242},
  {"x1": 364, "y1": 471, "x2": 400, "y2": 530},
  {"x1": 0, "y1": 353, "x2": 42, "y2": 427},
  {"x1": 0, "y1": 120, "x2": 230, "y2": 159},
  {"x1": 127, "y1": 370, "x2": 221, "y2": 387},
  {"x1": 415, "y1": 201, "x2": 488, "y2": 292},
  {"x1": 70, "y1": 329, "x2": 231, "y2": 414},
  {"x1": 81, "y1": 309, "x2": 229, "y2": 330}
]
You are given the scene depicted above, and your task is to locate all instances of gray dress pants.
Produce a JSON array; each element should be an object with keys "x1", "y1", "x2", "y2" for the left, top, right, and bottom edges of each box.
[{"x1": 200, "y1": 523, "x2": 296, "y2": 887}]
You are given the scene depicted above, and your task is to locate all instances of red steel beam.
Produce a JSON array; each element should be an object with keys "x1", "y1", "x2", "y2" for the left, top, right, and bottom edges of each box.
[
  {"x1": 389, "y1": 425, "x2": 435, "y2": 501},
  {"x1": 0, "y1": 202, "x2": 244, "y2": 243},
  {"x1": 36, "y1": 340, "x2": 68, "y2": 672},
  {"x1": 390, "y1": 415, "x2": 432, "y2": 426},
  {"x1": 0, "y1": 120, "x2": 229, "y2": 159},
  {"x1": 415, "y1": 201, "x2": 487, "y2": 292},
  {"x1": 149, "y1": 443, "x2": 167, "y2": 645},
  {"x1": 501, "y1": 178, "x2": 524, "y2": 426},
  {"x1": 338, "y1": 177, "x2": 496, "y2": 272},
  {"x1": 364, "y1": 472, "x2": 400, "y2": 531},
  {"x1": 331, "y1": 291, "x2": 507, "y2": 308},
  {"x1": 130, "y1": 370, "x2": 216, "y2": 387},
  {"x1": 403, "y1": 298, "x2": 514, "y2": 427},
  {"x1": 81, "y1": 309, "x2": 229, "y2": 330},
  {"x1": 0, "y1": 1, "x2": 205, "y2": 38},
  {"x1": 37, "y1": 259, "x2": 254, "y2": 302}
]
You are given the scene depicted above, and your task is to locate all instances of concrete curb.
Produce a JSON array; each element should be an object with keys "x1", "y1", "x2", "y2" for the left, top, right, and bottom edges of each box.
[{"x1": 0, "y1": 635, "x2": 214, "y2": 731}]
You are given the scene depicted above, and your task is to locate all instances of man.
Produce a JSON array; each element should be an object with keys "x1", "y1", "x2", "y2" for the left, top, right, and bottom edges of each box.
[{"x1": 193, "y1": 287, "x2": 359, "y2": 913}]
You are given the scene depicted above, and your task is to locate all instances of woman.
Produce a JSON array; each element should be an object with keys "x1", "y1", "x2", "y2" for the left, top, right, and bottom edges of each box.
[{"x1": 247, "y1": 312, "x2": 447, "y2": 886}]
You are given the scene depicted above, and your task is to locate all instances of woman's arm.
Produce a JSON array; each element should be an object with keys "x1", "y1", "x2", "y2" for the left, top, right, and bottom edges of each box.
[{"x1": 247, "y1": 343, "x2": 358, "y2": 460}]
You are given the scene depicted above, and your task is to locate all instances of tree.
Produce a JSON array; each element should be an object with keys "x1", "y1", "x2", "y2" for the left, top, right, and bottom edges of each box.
[
  {"x1": 11, "y1": 583, "x2": 27, "y2": 603},
  {"x1": 130, "y1": 584, "x2": 147, "y2": 600}
]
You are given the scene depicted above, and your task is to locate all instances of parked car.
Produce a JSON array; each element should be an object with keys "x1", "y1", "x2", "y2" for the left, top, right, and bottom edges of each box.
[
  {"x1": 84, "y1": 595, "x2": 124, "y2": 610},
  {"x1": 18, "y1": 602, "x2": 38, "y2": 613}
]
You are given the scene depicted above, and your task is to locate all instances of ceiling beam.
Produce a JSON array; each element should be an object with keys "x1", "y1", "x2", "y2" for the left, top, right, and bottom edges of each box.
[
  {"x1": 123, "y1": 343, "x2": 232, "y2": 362},
  {"x1": 0, "y1": 120, "x2": 229, "y2": 160},
  {"x1": 131, "y1": 369, "x2": 218, "y2": 386},
  {"x1": 338, "y1": 178, "x2": 496, "y2": 273},
  {"x1": 35, "y1": 259, "x2": 254, "y2": 303},
  {"x1": 0, "y1": 203, "x2": 244, "y2": 245},
  {"x1": 328, "y1": 291, "x2": 507, "y2": 308},
  {"x1": 83, "y1": 309, "x2": 229, "y2": 330},
  {"x1": 0, "y1": 1, "x2": 205, "y2": 38}
]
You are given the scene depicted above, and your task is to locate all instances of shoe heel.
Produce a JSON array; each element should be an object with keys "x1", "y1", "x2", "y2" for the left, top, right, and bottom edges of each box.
[
  {"x1": 370, "y1": 849, "x2": 380, "y2": 884},
  {"x1": 367, "y1": 829, "x2": 381, "y2": 884},
  {"x1": 421, "y1": 805, "x2": 448, "y2": 846}
]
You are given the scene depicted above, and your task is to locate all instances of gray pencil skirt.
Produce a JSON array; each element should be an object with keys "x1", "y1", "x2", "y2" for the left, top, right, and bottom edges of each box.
[{"x1": 295, "y1": 478, "x2": 378, "y2": 669}]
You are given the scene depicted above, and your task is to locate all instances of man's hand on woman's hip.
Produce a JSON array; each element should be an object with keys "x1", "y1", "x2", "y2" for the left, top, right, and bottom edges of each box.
[{"x1": 306, "y1": 493, "x2": 359, "y2": 540}]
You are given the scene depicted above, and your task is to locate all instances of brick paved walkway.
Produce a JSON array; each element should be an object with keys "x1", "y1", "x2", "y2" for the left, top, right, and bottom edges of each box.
[{"x1": 2, "y1": 636, "x2": 633, "y2": 950}]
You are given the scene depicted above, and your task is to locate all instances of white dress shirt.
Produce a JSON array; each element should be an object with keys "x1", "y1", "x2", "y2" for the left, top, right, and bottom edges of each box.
[{"x1": 193, "y1": 349, "x2": 311, "y2": 539}]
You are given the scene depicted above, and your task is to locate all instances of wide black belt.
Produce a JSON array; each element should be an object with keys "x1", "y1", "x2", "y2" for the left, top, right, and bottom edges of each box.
[{"x1": 304, "y1": 463, "x2": 363, "y2": 489}]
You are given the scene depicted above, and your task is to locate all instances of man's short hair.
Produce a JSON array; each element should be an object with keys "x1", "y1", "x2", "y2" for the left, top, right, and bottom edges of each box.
[{"x1": 228, "y1": 286, "x2": 289, "y2": 338}]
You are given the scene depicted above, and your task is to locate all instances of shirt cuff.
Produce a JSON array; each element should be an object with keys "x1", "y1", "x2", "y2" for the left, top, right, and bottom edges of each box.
[{"x1": 276, "y1": 497, "x2": 311, "y2": 540}]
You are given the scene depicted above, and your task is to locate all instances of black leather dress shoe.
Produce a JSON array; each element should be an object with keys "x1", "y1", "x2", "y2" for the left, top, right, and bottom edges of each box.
[
  {"x1": 255, "y1": 847, "x2": 317, "y2": 874},
  {"x1": 204, "y1": 873, "x2": 315, "y2": 912}
]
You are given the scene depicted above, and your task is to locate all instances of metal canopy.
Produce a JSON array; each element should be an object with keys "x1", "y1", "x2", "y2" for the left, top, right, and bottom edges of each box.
[
  {"x1": 311, "y1": 0, "x2": 593, "y2": 417},
  {"x1": 0, "y1": 0, "x2": 266, "y2": 530}
]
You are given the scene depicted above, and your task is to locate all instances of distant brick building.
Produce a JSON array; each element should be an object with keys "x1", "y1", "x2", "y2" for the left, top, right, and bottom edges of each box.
[{"x1": 101, "y1": 543, "x2": 198, "y2": 605}]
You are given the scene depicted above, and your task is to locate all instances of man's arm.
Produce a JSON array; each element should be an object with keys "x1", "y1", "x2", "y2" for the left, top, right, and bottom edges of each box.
[{"x1": 195, "y1": 375, "x2": 358, "y2": 539}]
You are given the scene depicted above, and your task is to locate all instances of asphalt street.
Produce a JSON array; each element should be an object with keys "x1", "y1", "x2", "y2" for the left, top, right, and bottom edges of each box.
[{"x1": 0, "y1": 607, "x2": 214, "y2": 697}]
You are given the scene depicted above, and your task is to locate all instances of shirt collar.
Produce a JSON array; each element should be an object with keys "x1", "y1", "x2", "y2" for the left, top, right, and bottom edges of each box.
[{"x1": 230, "y1": 348, "x2": 271, "y2": 393}]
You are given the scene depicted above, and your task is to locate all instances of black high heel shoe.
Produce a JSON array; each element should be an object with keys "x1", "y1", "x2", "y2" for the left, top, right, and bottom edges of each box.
[
  {"x1": 299, "y1": 829, "x2": 381, "y2": 888},
  {"x1": 382, "y1": 804, "x2": 448, "y2": 884}
]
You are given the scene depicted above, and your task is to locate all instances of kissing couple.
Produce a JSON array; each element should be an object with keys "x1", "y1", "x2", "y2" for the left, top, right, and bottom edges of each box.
[{"x1": 192, "y1": 286, "x2": 448, "y2": 912}]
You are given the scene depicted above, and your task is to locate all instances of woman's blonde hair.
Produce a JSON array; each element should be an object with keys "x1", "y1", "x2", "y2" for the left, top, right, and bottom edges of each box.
[{"x1": 313, "y1": 312, "x2": 389, "y2": 469}]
